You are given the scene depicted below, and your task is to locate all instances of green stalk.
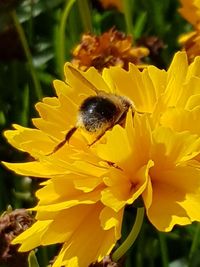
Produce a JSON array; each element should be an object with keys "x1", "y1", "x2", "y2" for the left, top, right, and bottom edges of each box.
[
  {"x1": 20, "y1": 85, "x2": 29, "y2": 126},
  {"x1": 58, "y1": 0, "x2": 76, "y2": 78},
  {"x1": 112, "y1": 207, "x2": 144, "y2": 262},
  {"x1": 11, "y1": 10, "x2": 42, "y2": 100},
  {"x1": 122, "y1": 0, "x2": 134, "y2": 39},
  {"x1": 189, "y1": 223, "x2": 200, "y2": 264},
  {"x1": 28, "y1": 251, "x2": 40, "y2": 267},
  {"x1": 158, "y1": 232, "x2": 169, "y2": 267},
  {"x1": 77, "y1": 0, "x2": 93, "y2": 33}
]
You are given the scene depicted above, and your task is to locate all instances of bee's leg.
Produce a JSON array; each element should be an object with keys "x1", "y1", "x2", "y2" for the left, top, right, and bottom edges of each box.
[
  {"x1": 65, "y1": 126, "x2": 78, "y2": 142},
  {"x1": 89, "y1": 110, "x2": 131, "y2": 147},
  {"x1": 88, "y1": 131, "x2": 106, "y2": 147},
  {"x1": 47, "y1": 127, "x2": 77, "y2": 155},
  {"x1": 116, "y1": 107, "x2": 138, "y2": 127},
  {"x1": 115, "y1": 109, "x2": 129, "y2": 126},
  {"x1": 88, "y1": 124, "x2": 114, "y2": 146},
  {"x1": 106, "y1": 161, "x2": 122, "y2": 170}
]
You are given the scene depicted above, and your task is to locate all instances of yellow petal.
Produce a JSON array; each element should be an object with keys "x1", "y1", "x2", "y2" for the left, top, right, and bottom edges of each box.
[
  {"x1": 106, "y1": 64, "x2": 159, "y2": 113},
  {"x1": 177, "y1": 76, "x2": 200, "y2": 108},
  {"x1": 147, "y1": 166, "x2": 200, "y2": 231},
  {"x1": 164, "y1": 52, "x2": 188, "y2": 107},
  {"x1": 12, "y1": 220, "x2": 52, "y2": 251},
  {"x1": 2, "y1": 161, "x2": 69, "y2": 177},
  {"x1": 151, "y1": 127, "x2": 200, "y2": 173},
  {"x1": 161, "y1": 107, "x2": 200, "y2": 135},
  {"x1": 51, "y1": 203, "x2": 118, "y2": 267},
  {"x1": 167, "y1": 52, "x2": 188, "y2": 82},
  {"x1": 96, "y1": 124, "x2": 133, "y2": 171},
  {"x1": 147, "y1": 66, "x2": 167, "y2": 98},
  {"x1": 97, "y1": 112, "x2": 152, "y2": 175},
  {"x1": 186, "y1": 94, "x2": 200, "y2": 110},
  {"x1": 35, "y1": 102, "x2": 67, "y2": 128},
  {"x1": 101, "y1": 169, "x2": 133, "y2": 211},
  {"x1": 186, "y1": 56, "x2": 200, "y2": 80},
  {"x1": 64, "y1": 63, "x2": 108, "y2": 97},
  {"x1": 142, "y1": 177, "x2": 153, "y2": 209},
  {"x1": 53, "y1": 79, "x2": 88, "y2": 108},
  {"x1": 4, "y1": 124, "x2": 55, "y2": 155},
  {"x1": 100, "y1": 206, "x2": 123, "y2": 239},
  {"x1": 32, "y1": 118, "x2": 65, "y2": 141},
  {"x1": 101, "y1": 161, "x2": 154, "y2": 212}
]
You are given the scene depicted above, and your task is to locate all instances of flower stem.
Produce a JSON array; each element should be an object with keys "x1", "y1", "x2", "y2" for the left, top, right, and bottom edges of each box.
[
  {"x1": 158, "y1": 232, "x2": 169, "y2": 267},
  {"x1": 77, "y1": 0, "x2": 93, "y2": 33},
  {"x1": 122, "y1": 0, "x2": 134, "y2": 39},
  {"x1": 112, "y1": 207, "x2": 144, "y2": 262},
  {"x1": 189, "y1": 223, "x2": 200, "y2": 263},
  {"x1": 58, "y1": 0, "x2": 76, "y2": 78},
  {"x1": 10, "y1": 10, "x2": 42, "y2": 100}
]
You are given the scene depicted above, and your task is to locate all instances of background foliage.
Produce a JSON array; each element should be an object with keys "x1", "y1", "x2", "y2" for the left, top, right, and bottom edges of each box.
[{"x1": 0, "y1": 0, "x2": 198, "y2": 267}]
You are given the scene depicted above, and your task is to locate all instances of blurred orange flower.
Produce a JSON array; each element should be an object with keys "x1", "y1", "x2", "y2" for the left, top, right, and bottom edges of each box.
[
  {"x1": 71, "y1": 29, "x2": 149, "y2": 71},
  {"x1": 99, "y1": 0, "x2": 123, "y2": 11}
]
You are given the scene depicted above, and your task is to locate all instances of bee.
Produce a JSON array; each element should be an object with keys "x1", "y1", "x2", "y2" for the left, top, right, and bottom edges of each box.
[{"x1": 50, "y1": 66, "x2": 135, "y2": 154}]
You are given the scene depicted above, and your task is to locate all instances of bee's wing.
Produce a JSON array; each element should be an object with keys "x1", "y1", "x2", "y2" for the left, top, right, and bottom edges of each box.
[{"x1": 67, "y1": 65, "x2": 99, "y2": 94}]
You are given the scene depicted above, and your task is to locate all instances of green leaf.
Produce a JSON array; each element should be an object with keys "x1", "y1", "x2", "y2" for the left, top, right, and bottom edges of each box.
[
  {"x1": 134, "y1": 11, "x2": 147, "y2": 39},
  {"x1": 17, "y1": 0, "x2": 64, "y2": 23}
]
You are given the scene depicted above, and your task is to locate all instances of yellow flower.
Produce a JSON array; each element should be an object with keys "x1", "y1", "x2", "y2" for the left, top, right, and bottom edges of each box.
[
  {"x1": 3, "y1": 52, "x2": 200, "y2": 266},
  {"x1": 179, "y1": 0, "x2": 200, "y2": 61}
]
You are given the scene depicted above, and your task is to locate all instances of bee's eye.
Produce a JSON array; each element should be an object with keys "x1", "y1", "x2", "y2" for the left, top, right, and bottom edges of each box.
[{"x1": 80, "y1": 96, "x2": 118, "y2": 132}]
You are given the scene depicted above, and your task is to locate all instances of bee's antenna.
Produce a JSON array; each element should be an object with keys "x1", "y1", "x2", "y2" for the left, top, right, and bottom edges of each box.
[{"x1": 67, "y1": 65, "x2": 99, "y2": 94}]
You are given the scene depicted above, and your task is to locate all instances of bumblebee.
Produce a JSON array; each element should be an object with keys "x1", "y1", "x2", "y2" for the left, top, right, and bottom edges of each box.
[{"x1": 50, "y1": 66, "x2": 134, "y2": 153}]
